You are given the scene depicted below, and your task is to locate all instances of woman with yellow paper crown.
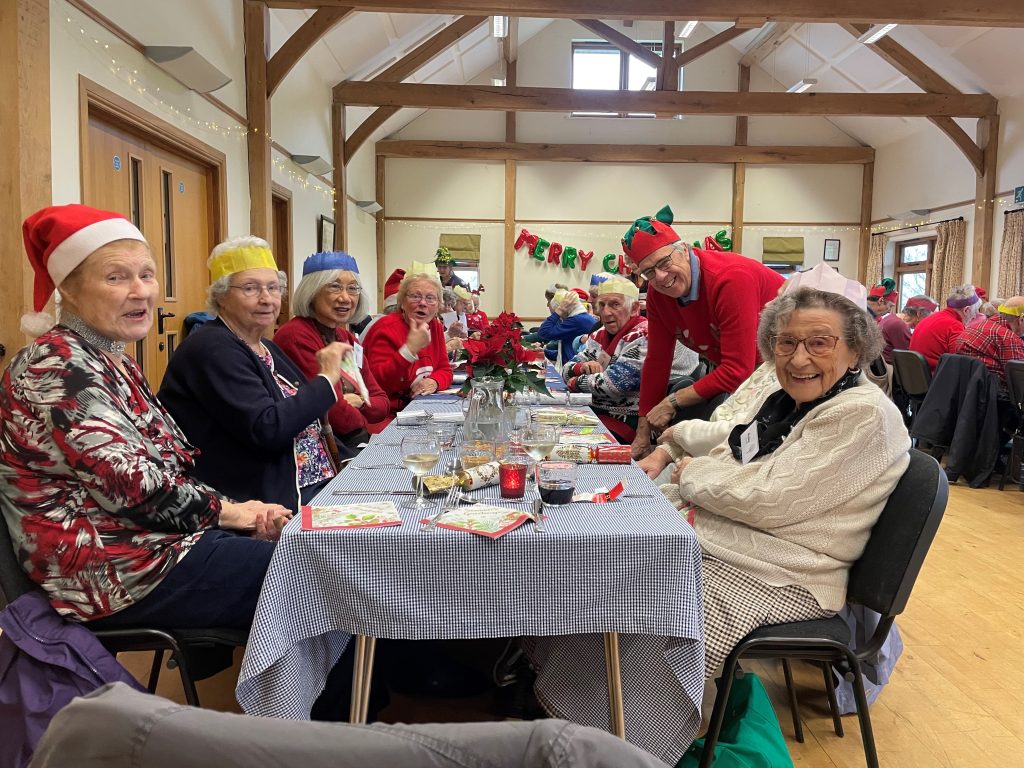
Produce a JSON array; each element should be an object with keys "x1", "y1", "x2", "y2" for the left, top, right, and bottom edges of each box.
[
  {"x1": 274, "y1": 251, "x2": 389, "y2": 445},
  {"x1": 362, "y1": 260, "x2": 454, "y2": 425},
  {"x1": 160, "y1": 236, "x2": 352, "y2": 512}
]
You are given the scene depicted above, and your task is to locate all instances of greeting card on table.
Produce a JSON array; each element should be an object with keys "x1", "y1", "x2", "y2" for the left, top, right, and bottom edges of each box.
[
  {"x1": 301, "y1": 501, "x2": 402, "y2": 530},
  {"x1": 421, "y1": 504, "x2": 531, "y2": 539}
]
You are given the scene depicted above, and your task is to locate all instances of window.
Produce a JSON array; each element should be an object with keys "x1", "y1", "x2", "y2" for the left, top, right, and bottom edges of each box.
[
  {"x1": 894, "y1": 237, "x2": 935, "y2": 310},
  {"x1": 570, "y1": 41, "x2": 681, "y2": 118}
]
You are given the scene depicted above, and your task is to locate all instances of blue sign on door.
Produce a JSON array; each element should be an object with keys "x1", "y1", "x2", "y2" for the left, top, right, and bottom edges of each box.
[
  {"x1": 179, "y1": 181, "x2": 186, "y2": 194},
  {"x1": 112, "y1": 155, "x2": 122, "y2": 171},
  {"x1": 1015, "y1": 186, "x2": 1024, "y2": 205}
]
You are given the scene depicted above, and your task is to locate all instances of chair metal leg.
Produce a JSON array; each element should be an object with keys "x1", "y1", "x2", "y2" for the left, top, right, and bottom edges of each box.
[
  {"x1": 698, "y1": 662, "x2": 741, "y2": 768},
  {"x1": 781, "y1": 659, "x2": 804, "y2": 743},
  {"x1": 845, "y1": 652, "x2": 879, "y2": 768},
  {"x1": 821, "y1": 662, "x2": 844, "y2": 737},
  {"x1": 147, "y1": 650, "x2": 164, "y2": 693},
  {"x1": 172, "y1": 647, "x2": 200, "y2": 707}
]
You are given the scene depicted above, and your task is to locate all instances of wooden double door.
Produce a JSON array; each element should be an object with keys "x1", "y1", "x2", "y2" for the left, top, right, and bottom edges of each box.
[{"x1": 83, "y1": 105, "x2": 218, "y2": 388}]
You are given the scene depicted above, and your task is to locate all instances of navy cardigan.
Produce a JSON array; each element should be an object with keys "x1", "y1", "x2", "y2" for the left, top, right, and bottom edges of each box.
[{"x1": 158, "y1": 318, "x2": 336, "y2": 512}]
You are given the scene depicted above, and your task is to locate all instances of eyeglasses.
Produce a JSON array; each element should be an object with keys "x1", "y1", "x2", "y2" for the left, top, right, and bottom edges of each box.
[
  {"x1": 324, "y1": 282, "x2": 362, "y2": 296},
  {"x1": 230, "y1": 283, "x2": 282, "y2": 298},
  {"x1": 771, "y1": 335, "x2": 840, "y2": 357},
  {"x1": 406, "y1": 293, "x2": 439, "y2": 305},
  {"x1": 640, "y1": 251, "x2": 677, "y2": 282}
]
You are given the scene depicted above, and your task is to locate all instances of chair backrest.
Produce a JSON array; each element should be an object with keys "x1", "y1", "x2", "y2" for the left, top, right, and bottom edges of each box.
[
  {"x1": 0, "y1": 504, "x2": 38, "y2": 610},
  {"x1": 891, "y1": 350, "x2": 932, "y2": 397},
  {"x1": 846, "y1": 449, "x2": 948, "y2": 620},
  {"x1": 1006, "y1": 360, "x2": 1024, "y2": 416}
]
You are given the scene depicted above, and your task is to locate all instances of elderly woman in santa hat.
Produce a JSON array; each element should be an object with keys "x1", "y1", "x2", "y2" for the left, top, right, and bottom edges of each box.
[
  {"x1": 159, "y1": 236, "x2": 351, "y2": 513},
  {"x1": 274, "y1": 252, "x2": 388, "y2": 445},
  {"x1": 362, "y1": 261, "x2": 453, "y2": 422},
  {"x1": 0, "y1": 204, "x2": 288, "y2": 631}
]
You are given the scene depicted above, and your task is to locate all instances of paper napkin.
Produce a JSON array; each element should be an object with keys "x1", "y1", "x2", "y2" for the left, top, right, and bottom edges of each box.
[
  {"x1": 301, "y1": 501, "x2": 402, "y2": 530},
  {"x1": 421, "y1": 503, "x2": 531, "y2": 539}
]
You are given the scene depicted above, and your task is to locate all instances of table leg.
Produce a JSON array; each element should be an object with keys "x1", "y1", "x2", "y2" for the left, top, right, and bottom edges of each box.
[
  {"x1": 603, "y1": 631, "x2": 626, "y2": 739},
  {"x1": 348, "y1": 635, "x2": 377, "y2": 723}
]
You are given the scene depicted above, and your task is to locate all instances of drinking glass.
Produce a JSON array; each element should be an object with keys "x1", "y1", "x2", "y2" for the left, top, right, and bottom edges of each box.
[
  {"x1": 401, "y1": 434, "x2": 440, "y2": 510},
  {"x1": 536, "y1": 460, "x2": 576, "y2": 509},
  {"x1": 427, "y1": 422, "x2": 457, "y2": 451},
  {"x1": 520, "y1": 424, "x2": 557, "y2": 485},
  {"x1": 504, "y1": 404, "x2": 531, "y2": 447}
]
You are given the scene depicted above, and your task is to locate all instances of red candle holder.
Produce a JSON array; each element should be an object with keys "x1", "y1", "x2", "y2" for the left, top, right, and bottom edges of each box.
[{"x1": 499, "y1": 457, "x2": 529, "y2": 498}]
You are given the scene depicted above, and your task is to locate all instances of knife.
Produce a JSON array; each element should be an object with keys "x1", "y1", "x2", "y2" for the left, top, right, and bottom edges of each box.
[{"x1": 332, "y1": 489, "x2": 416, "y2": 496}]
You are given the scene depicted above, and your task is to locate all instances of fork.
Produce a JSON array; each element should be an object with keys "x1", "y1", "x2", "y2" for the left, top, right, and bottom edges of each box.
[{"x1": 422, "y1": 459, "x2": 460, "y2": 532}]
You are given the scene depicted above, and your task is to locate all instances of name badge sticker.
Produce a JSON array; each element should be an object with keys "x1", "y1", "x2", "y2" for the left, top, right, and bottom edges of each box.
[
  {"x1": 353, "y1": 342, "x2": 364, "y2": 368},
  {"x1": 739, "y1": 423, "x2": 759, "y2": 465}
]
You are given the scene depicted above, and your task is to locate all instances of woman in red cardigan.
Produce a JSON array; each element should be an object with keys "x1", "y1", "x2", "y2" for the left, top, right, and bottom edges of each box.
[
  {"x1": 274, "y1": 252, "x2": 388, "y2": 443},
  {"x1": 362, "y1": 263, "x2": 453, "y2": 425}
]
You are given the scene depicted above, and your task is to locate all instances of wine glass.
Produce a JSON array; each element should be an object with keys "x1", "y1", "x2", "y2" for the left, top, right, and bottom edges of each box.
[
  {"x1": 520, "y1": 424, "x2": 557, "y2": 486},
  {"x1": 401, "y1": 434, "x2": 441, "y2": 510},
  {"x1": 504, "y1": 404, "x2": 530, "y2": 448},
  {"x1": 536, "y1": 460, "x2": 576, "y2": 509}
]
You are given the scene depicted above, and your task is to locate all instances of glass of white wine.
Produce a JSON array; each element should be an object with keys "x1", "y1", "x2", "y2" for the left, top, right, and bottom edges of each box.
[
  {"x1": 401, "y1": 434, "x2": 441, "y2": 510},
  {"x1": 520, "y1": 424, "x2": 557, "y2": 486}
]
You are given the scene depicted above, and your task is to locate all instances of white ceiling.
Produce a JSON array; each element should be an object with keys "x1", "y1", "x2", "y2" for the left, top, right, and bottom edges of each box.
[{"x1": 267, "y1": 10, "x2": 1023, "y2": 151}]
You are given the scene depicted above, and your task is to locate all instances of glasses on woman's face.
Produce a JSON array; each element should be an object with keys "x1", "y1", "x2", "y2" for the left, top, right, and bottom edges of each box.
[
  {"x1": 771, "y1": 334, "x2": 840, "y2": 357},
  {"x1": 324, "y1": 282, "x2": 361, "y2": 296},
  {"x1": 639, "y1": 251, "x2": 676, "y2": 282},
  {"x1": 407, "y1": 293, "x2": 439, "y2": 305},
  {"x1": 230, "y1": 282, "x2": 282, "y2": 298}
]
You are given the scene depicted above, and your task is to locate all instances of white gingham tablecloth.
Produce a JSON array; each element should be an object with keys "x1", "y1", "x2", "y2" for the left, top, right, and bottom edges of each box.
[{"x1": 236, "y1": 398, "x2": 705, "y2": 765}]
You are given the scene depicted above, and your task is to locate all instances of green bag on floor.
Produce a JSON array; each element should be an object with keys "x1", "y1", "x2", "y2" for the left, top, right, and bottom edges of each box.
[{"x1": 677, "y1": 673, "x2": 794, "y2": 768}]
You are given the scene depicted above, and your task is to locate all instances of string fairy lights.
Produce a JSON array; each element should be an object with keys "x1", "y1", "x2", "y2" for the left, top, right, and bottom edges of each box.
[{"x1": 57, "y1": 0, "x2": 334, "y2": 202}]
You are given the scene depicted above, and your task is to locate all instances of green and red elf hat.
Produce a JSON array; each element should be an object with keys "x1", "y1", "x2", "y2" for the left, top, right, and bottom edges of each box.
[
  {"x1": 868, "y1": 277, "x2": 898, "y2": 304},
  {"x1": 621, "y1": 205, "x2": 681, "y2": 265}
]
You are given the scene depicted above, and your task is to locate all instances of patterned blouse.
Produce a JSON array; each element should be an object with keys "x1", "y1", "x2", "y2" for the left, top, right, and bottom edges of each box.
[
  {"x1": 256, "y1": 347, "x2": 335, "y2": 488},
  {"x1": 0, "y1": 325, "x2": 221, "y2": 621}
]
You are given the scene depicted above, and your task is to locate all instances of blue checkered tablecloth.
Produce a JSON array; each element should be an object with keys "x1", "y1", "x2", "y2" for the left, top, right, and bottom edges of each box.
[{"x1": 237, "y1": 398, "x2": 705, "y2": 765}]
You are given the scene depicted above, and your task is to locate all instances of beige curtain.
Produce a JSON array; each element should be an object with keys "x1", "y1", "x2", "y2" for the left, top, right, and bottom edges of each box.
[
  {"x1": 931, "y1": 218, "x2": 967, "y2": 301},
  {"x1": 866, "y1": 234, "x2": 886, "y2": 287},
  {"x1": 996, "y1": 210, "x2": 1024, "y2": 298}
]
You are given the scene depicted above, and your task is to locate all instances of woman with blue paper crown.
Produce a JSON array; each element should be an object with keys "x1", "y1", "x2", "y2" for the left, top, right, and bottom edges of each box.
[
  {"x1": 274, "y1": 252, "x2": 389, "y2": 445},
  {"x1": 159, "y1": 236, "x2": 352, "y2": 512}
]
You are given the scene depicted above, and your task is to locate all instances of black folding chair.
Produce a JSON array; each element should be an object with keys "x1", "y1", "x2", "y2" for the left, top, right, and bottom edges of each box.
[
  {"x1": 0, "y1": 511, "x2": 246, "y2": 706},
  {"x1": 891, "y1": 349, "x2": 932, "y2": 428},
  {"x1": 698, "y1": 450, "x2": 949, "y2": 768},
  {"x1": 999, "y1": 360, "x2": 1024, "y2": 489}
]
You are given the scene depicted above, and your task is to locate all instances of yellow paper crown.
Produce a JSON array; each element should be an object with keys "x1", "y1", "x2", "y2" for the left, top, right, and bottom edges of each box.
[
  {"x1": 409, "y1": 260, "x2": 440, "y2": 280},
  {"x1": 453, "y1": 285, "x2": 473, "y2": 300},
  {"x1": 597, "y1": 278, "x2": 640, "y2": 299},
  {"x1": 998, "y1": 304, "x2": 1023, "y2": 317},
  {"x1": 209, "y1": 245, "x2": 277, "y2": 282}
]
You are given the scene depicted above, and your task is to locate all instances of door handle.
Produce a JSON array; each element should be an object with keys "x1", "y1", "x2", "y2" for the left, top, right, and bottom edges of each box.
[{"x1": 157, "y1": 307, "x2": 176, "y2": 335}]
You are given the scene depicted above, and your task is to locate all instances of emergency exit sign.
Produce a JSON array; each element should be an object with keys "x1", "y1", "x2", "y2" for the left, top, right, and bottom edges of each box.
[{"x1": 1015, "y1": 186, "x2": 1024, "y2": 204}]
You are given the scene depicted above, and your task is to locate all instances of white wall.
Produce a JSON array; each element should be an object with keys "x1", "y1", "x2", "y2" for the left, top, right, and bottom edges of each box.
[{"x1": 51, "y1": 0, "x2": 334, "y2": 298}]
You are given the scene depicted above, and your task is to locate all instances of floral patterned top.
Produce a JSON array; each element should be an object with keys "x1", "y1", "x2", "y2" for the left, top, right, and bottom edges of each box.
[
  {"x1": 256, "y1": 347, "x2": 335, "y2": 489},
  {"x1": 0, "y1": 325, "x2": 221, "y2": 621}
]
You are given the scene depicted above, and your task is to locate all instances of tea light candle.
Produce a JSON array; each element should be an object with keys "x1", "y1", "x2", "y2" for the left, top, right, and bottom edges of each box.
[{"x1": 499, "y1": 459, "x2": 528, "y2": 498}]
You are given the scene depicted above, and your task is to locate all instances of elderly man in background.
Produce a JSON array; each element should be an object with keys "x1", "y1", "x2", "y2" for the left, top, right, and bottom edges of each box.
[
  {"x1": 899, "y1": 295, "x2": 938, "y2": 329},
  {"x1": 623, "y1": 205, "x2": 784, "y2": 458},
  {"x1": 868, "y1": 279, "x2": 911, "y2": 364},
  {"x1": 908, "y1": 284, "x2": 980, "y2": 371},
  {"x1": 434, "y1": 246, "x2": 470, "y2": 291},
  {"x1": 953, "y1": 296, "x2": 1024, "y2": 395},
  {"x1": 562, "y1": 277, "x2": 699, "y2": 443}
]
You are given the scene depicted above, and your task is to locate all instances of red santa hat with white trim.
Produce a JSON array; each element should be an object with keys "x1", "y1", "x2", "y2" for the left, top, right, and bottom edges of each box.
[
  {"x1": 22, "y1": 204, "x2": 147, "y2": 330},
  {"x1": 382, "y1": 268, "x2": 406, "y2": 309}
]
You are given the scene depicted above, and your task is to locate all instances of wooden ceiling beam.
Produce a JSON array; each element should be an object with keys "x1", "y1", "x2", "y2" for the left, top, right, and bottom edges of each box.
[
  {"x1": 267, "y1": 7, "x2": 354, "y2": 96},
  {"x1": 675, "y1": 24, "x2": 751, "y2": 68},
  {"x1": 573, "y1": 19, "x2": 661, "y2": 70},
  {"x1": 339, "y1": 14, "x2": 486, "y2": 159},
  {"x1": 335, "y1": 81, "x2": 998, "y2": 117},
  {"x1": 840, "y1": 22, "x2": 986, "y2": 174},
  {"x1": 375, "y1": 139, "x2": 876, "y2": 164},
  {"x1": 738, "y1": 21, "x2": 793, "y2": 66},
  {"x1": 262, "y1": 1, "x2": 1024, "y2": 27}
]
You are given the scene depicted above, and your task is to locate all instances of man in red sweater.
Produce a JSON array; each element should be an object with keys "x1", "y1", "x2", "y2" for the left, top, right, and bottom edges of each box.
[
  {"x1": 908, "y1": 284, "x2": 981, "y2": 371},
  {"x1": 868, "y1": 280, "x2": 911, "y2": 364},
  {"x1": 623, "y1": 205, "x2": 784, "y2": 457}
]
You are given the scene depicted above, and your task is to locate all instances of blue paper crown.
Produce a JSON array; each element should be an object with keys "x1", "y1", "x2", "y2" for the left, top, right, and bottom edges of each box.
[
  {"x1": 303, "y1": 251, "x2": 359, "y2": 276},
  {"x1": 590, "y1": 273, "x2": 610, "y2": 286}
]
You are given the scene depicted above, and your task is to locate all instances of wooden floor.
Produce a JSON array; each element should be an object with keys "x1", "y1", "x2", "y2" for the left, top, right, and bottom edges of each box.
[{"x1": 118, "y1": 482, "x2": 1024, "y2": 767}]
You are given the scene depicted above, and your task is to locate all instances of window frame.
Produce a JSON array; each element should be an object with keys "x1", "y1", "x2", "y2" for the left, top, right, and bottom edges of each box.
[
  {"x1": 569, "y1": 40, "x2": 681, "y2": 118},
  {"x1": 894, "y1": 236, "x2": 936, "y2": 311}
]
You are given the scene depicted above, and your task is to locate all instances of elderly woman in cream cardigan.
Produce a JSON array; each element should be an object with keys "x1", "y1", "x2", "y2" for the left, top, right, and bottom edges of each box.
[{"x1": 642, "y1": 264, "x2": 912, "y2": 680}]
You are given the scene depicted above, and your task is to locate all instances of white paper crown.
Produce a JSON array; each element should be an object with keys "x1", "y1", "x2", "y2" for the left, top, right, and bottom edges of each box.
[{"x1": 783, "y1": 263, "x2": 867, "y2": 310}]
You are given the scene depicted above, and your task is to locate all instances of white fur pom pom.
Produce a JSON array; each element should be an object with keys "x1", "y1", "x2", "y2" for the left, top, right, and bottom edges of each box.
[{"x1": 20, "y1": 311, "x2": 55, "y2": 338}]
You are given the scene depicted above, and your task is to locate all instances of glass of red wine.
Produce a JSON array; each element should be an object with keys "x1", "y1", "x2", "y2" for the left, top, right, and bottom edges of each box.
[{"x1": 536, "y1": 460, "x2": 576, "y2": 510}]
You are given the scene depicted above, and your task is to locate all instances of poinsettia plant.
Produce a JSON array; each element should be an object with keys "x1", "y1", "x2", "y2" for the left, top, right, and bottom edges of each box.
[{"x1": 457, "y1": 312, "x2": 550, "y2": 397}]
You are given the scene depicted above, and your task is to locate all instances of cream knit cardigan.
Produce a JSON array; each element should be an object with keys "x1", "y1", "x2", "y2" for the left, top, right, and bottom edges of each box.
[{"x1": 678, "y1": 374, "x2": 911, "y2": 612}]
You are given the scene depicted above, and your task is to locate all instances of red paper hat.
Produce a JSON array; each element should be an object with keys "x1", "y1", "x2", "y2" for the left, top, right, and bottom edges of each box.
[
  {"x1": 904, "y1": 296, "x2": 938, "y2": 312},
  {"x1": 975, "y1": 287, "x2": 988, "y2": 301},
  {"x1": 621, "y1": 205, "x2": 681, "y2": 265},
  {"x1": 23, "y1": 204, "x2": 147, "y2": 311},
  {"x1": 868, "y1": 278, "x2": 898, "y2": 304},
  {"x1": 570, "y1": 288, "x2": 589, "y2": 302},
  {"x1": 382, "y1": 268, "x2": 406, "y2": 307}
]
